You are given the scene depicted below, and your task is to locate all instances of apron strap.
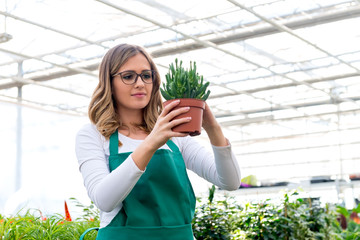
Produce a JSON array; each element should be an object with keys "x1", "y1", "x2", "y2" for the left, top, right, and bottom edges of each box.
[
  {"x1": 110, "y1": 132, "x2": 180, "y2": 156},
  {"x1": 166, "y1": 139, "x2": 180, "y2": 153},
  {"x1": 109, "y1": 130, "x2": 119, "y2": 156}
]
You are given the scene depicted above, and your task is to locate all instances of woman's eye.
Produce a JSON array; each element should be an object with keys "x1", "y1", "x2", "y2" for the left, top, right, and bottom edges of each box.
[
  {"x1": 122, "y1": 74, "x2": 134, "y2": 80},
  {"x1": 142, "y1": 73, "x2": 151, "y2": 79}
]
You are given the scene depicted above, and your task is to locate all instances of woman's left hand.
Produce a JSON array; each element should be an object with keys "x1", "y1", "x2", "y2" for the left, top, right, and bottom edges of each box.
[
  {"x1": 202, "y1": 102, "x2": 218, "y2": 132},
  {"x1": 202, "y1": 102, "x2": 228, "y2": 147}
]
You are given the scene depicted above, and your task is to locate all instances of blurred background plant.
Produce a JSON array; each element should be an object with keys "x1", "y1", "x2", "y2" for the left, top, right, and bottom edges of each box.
[
  {"x1": 192, "y1": 185, "x2": 243, "y2": 240},
  {"x1": 0, "y1": 199, "x2": 99, "y2": 240},
  {"x1": 1, "y1": 190, "x2": 360, "y2": 240},
  {"x1": 192, "y1": 186, "x2": 360, "y2": 240}
]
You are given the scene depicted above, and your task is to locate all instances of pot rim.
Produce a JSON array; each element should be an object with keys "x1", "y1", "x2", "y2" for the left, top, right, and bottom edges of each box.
[{"x1": 163, "y1": 98, "x2": 205, "y2": 109}]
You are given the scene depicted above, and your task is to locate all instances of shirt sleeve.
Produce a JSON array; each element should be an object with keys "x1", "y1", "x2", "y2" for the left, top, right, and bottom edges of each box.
[
  {"x1": 178, "y1": 136, "x2": 241, "y2": 191},
  {"x1": 75, "y1": 124, "x2": 144, "y2": 212}
]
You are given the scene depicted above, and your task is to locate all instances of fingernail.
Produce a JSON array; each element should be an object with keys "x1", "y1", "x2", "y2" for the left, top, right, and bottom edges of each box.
[{"x1": 187, "y1": 117, "x2": 192, "y2": 120}]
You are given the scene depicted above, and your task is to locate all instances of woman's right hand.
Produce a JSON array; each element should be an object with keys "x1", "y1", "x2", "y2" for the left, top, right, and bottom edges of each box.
[
  {"x1": 131, "y1": 100, "x2": 191, "y2": 171},
  {"x1": 146, "y1": 99, "x2": 191, "y2": 150}
]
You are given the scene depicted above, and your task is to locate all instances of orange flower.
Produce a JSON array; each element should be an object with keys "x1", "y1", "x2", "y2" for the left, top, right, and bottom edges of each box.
[
  {"x1": 64, "y1": 200, "x2": 72, "y2": 221},
  {"x1": 350, "y1": 212, "x2": 360, "y2": 224}
]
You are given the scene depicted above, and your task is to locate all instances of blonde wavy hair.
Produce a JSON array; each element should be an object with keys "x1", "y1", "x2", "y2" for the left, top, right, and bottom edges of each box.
[{"x1": 88, "y1": 44, "x2": 163, "y2": 139}]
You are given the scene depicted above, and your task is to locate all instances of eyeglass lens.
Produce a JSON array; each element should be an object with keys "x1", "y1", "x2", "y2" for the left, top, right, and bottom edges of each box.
[{"x1": 120, "y1": 71, "x2": 154, "y2": 84}]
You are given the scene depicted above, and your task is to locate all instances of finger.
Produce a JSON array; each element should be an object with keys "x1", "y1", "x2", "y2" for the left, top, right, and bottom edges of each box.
[
  {"x1": 161, "y1": 100, "x2": 180, "y2": 116},
  {"x1": 164, "y1": 107, "x2": 190, "y2": 122},
  {"x1": 169, "y1": 116, "x2": 192, "y2": 128}
]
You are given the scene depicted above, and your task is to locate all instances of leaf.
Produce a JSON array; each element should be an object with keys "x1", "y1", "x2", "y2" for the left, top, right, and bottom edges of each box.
[
  {"x1": 161, "y1": 59, "x2": 211, "y2": 100},
  {"x1": 160, "y1": 88, "x2": 172, "y2": 100},
  {"x1": 353, "y1": 204, "x2": 360, "y2": 214},
  {"x1": 202, "y1": 90, "x2": 211, "y2": 101},
  {"x1": 208, "y1": 185, "x2": 216, "y2": 204},
  {"x1": 337, "y1": 206, "x2": 350, "y2": 218}
]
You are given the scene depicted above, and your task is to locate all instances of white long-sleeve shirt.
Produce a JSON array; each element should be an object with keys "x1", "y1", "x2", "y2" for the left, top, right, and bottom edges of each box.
[{"x1": 75, "y1": 123, "x2": 241, "y2": 228}]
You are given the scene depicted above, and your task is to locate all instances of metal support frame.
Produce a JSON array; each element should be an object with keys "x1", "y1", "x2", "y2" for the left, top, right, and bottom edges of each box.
[
  {"x1": 93, "y1": 0, "x2": 321, "y2": 118},
  {"x1": 0, "y1": 1, "x2": 359, "y2": 122},
  {"x1": 15, "y1": 61, "x2": 23, "y2": 192}
]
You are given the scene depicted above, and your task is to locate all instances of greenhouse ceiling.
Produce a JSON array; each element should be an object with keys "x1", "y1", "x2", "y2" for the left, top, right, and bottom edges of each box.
[{"x1": 1, "y1": 0, "x2": 360, "y2": 149}]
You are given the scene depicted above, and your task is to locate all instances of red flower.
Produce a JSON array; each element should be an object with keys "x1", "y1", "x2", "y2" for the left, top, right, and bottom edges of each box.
[{"x1": 64, "y1": 200, "x2": 72, "y2": 221}]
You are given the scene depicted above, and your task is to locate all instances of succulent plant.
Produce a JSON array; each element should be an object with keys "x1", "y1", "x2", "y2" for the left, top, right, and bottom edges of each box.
[{"x1": 160, "y1": 58, "x2": 210, "y2": 101}]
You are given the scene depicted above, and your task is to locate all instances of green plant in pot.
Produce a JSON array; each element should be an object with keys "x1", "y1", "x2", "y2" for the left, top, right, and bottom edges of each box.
[{"x1": 160, "y1": 58, "x2": 211, "y2": 136}]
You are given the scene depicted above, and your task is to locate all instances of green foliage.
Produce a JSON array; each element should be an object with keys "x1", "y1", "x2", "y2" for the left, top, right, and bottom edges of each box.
[
  {"x1": 0, "y1": 200, "x2": 99, "y2": 240},
  {"x1": 238, "y1": 192, "x2": 341, "y2": 240},
  {"x1": 192, "y1": 185, "x2": 243, "y2": 240},
  {"x1": 2, "y1": 194, "x2": 360, "y2": 239},
  {"x1": 160, "y1": 58, "x2": 211, "y2": 101},
  {"x1": 192, "y1": 186, "x2": 360, "y2": 240},
  {"x1": 336, "y1": 205, "x2": 360, "y2": 239}
]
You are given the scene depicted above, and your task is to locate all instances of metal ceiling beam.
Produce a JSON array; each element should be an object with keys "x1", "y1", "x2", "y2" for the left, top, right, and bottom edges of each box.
[
  {"x1": 216, "y1": 109, "x2": 360, "y2": 130},
  {"x1": 0, "y1": 47, "x2": 97, "y2": 77},
  {"x1": 226, "y1": 0, "x2": 360, "y2": 108},
  {"x1": 227, "y1": 0, "x2": 360, "y2": 74},
  {"x1": 1, "y1": 0, "x2": 358, "y2": 116},
  {"x1": 3, "y1": 1, "x2": 355, "y2": 69},
  {"x1": 235, "y1": 138, "x2": 360, "y2": 156},
  {"x1": 137, "y1": 0, "x2": 189, "y2": 20},
  {"x1": 89, "y1": 1, "x2": 360, "y2": 108},
  {"x1": 0, "y1": 64, "x2": 97, "y2": 90},
  {"x1": 231, "y1": 124, "x2": 360, "y2": 145},
  {"x1": 0, "y1": 10, "x2": 106, "y2": 48},
  {"x1": 151, "y1": 4, "x2": 360, "y2": 57},
  {"x1": 0, "y1": 95, "x2": 86, "y2": 116},
  {"x1": 217, "y1": 53, "x2": 360, "y2": 86},
  {"x1": 2, "y1": 3, "x2": 358, "y2": 80},
  {"x1": 0, "y1": 26, "x2": 159, "y2": 68},
  {"x1": 216, "y1": 96, "x2": 360, "y2": 119},
  {"x1": 1, "y1": 75, "x2": 91, "y2": 98},
  {"x1": 94, "y1": 0, "x2": 261, "y2": 62},
  {"x1": 94, "y1": 0, "x2": 334, "y2": 119},
  {"x1": 2, "y1": 58, "x2": 357, "y2": 93},
  {"x1": 1, "y1": 1, "x2": 358, "y2": 121},
  {"x1": 211, "y1": 72, "x2": 360, "y2": 100}
]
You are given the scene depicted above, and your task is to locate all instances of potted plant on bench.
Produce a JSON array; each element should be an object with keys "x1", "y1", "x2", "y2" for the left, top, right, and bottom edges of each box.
[{"x1": 160, "y1": 58, "x2": 211, "y2": 136}]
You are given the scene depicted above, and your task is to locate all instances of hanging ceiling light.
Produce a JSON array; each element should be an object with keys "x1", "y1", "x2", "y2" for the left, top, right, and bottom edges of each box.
[
  {"x1": 1, "y1": 0, "x2": 12, "y2": 44},
  {"x1": 0, "y1": 32, "x2": 12, "y2": 43}
]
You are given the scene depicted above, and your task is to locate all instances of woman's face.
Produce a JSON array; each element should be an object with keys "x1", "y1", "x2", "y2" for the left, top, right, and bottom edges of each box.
[{"x1": 112, "y1": 53, "x2": 153, "y2": 115}]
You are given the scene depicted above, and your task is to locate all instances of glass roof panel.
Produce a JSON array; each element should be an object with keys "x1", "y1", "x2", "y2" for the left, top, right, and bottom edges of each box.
[{"x1": 1, "y1": 0, "x2": 360, "y2": 214}]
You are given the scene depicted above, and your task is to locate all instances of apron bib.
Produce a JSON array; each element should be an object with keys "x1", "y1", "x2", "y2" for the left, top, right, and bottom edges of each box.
[{"x1": 96, "y1": 131, "x2": 196, "y2": 240}]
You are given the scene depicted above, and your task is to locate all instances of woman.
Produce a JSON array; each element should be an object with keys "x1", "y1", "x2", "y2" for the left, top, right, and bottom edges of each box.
[{"x1": 75, "y1": 43, "x2": 241, "y2": 240}]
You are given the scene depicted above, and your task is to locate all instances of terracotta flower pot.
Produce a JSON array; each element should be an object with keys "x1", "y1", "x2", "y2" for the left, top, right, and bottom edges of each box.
[{"x1": 164, "y1": 98, "x2": 205, "y2": 136}]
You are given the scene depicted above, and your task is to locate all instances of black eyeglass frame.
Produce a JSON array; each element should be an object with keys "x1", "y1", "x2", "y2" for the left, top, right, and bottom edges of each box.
[{"x1": 112, "y1": 70, "x2": 156, "y2": 85}]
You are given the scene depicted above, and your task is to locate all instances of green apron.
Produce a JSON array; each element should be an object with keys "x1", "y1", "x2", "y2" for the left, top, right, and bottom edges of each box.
[{"x1": 96, "y1": 131, "x2": 196, "y2": 240}]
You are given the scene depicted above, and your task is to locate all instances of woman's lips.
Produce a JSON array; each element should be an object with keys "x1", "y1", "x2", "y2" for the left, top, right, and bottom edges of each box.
[{"x1": 132, "y1": 93, "x2": 146, "y2": 97}]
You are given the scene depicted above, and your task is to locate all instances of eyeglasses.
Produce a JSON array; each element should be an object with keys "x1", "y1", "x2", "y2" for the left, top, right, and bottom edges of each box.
[{"x1": 113, "y1": 70, "x2": 155, "y2": 85}]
